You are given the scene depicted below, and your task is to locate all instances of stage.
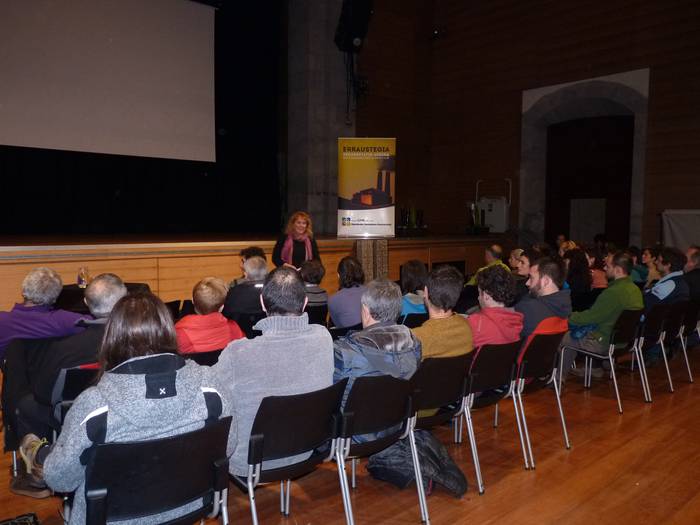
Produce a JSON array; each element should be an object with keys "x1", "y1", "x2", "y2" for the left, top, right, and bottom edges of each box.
[{"x1": 0, "y1": 234, "x2": 508, "y2": 310}]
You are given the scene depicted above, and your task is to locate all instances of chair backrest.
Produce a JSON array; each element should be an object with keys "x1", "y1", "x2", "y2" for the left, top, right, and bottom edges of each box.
[
  {"x1": 248, "y1": 380, "x2": 347, "y2": 465},
  {"x1": 164, "y1": 300, "x2": 181, "y2": 321},
  {"x1": 665, "y1": 300, "x2": 690, "y2": 340},
  {"x1": 411, "y1": 354, "x2": 471, "y2": 412},
  {"x1": 329, "y1": 323, "x2": 362, "y2": 340},
  {"x1": 180, "y1": 299, "x2": 196, "y2": 318},
  {"x1": 519, "y1": 333, "x2": 566, "y2": 379},
  {"x1": 186, "y1": 349, "x2": 224, "y2": 367},
  {"x1": 682, "y1": 301, "x2": 700, "y2": 335},
  {"x1": 640, "y1": 304, "x2": 670, "y2": 340},
  {"x1": 467, "y1": 340, "x2": 521, "y2": 394},
  {"x1": 52, "y1": 365, "x2": 100, "y2": 427},
  {"x1": 85, "y1": 416, "x2": 231, "y2": 524},
  {"x1": 306, "y1": 304, "x2": 329, "y2": 326},
  {"x1": 611, "y1": 309, "x2": 644, "y2": 348},
  {"x1": 237, "y1": 312, "x2": 267, "y2": 339},
  {"x1": 340, "y1": 375, "x2": 412, "y2": 440},
  {"x1": 401, "y1": 312, "x2": 429, "y2": 328}
]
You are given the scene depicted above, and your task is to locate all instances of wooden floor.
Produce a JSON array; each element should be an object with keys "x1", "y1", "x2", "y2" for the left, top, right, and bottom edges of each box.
[{"x1": 3, "y1": 346, "x2": 700, "y2": 524}]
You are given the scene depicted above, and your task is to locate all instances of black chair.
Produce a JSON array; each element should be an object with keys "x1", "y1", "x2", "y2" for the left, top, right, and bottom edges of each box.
[
  {"x1": 306, "y1": 304, "x2": 329, "y2": 326},
  {"x1": 516, "y1": 331, "x2": 570, "y2": 468},
  {"x1": 638, "y1": 304, "x2": 672, "y2": 396},
  {"x1": 457, "y1": 341, "x2": 523, "y2": 493},
  {"x1": 83, "y1": 416, "x2": 232, "y2": 525},
  {"x1": 337, "y1": 375, "x2": 426, "y2": 524},
  {"x1": 328, "y1": 323, "x2": 362, "y2": 341},
  {"x1": 681, "y1": 301, "x2": 700, "y2": 353},
  {"x1": 236, "y1": 312, "x2": 267, "y2": 339},
  {"x1": 164, "y1": 300, "x2": 181, "y2": 321},
  {"x1": 51, "y1": 364, "x2": 100, "y2": 437},
  {"x1": 234, "y1": 380, "x2": 347, "y2": 525},
  {"x1": 186, "y1": 349, "x2": 224, "y2": 367},
  {"x1": 401, "y1": 313, "x2": 429, "y2": 328},
  {"x1": 663, "y1": 301, "x2": 694, "y2": 385},
  {"x1": 180, "y1": 299, "x2": 196, "y2": 318},
  {"x1": 564, "y1": 309, "x2": 645, "y2": 413}
]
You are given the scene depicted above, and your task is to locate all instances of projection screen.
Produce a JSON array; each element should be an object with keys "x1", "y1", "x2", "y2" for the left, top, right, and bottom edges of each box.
[{"x1": 0, "y1": 0, "x2": 215, "y2": 162}]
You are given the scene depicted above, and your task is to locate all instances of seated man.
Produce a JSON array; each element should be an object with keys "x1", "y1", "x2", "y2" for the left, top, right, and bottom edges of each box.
[
  {"x1": 560, "y1": 252, "x2": 643, "y2": 381},
  {"x1": 213, "y1": 267, "x2": 334, "y2": 476},
  {"x1": 230, "y1": 246, "x2": 267, "y2": 287},
  {"x1": 413, "y1": 265, "x2": 473, "y2": 359},
  {"x1": 0, "y1": 267, "x2": 90, "y2": 359},
  {"x1": 299, "y1": 259, "x2": 328, "y2": 306},
  {"x1": 334, "y1": 278, "x2": 422, "y2": 403},
  {"x1": 5, "y1": 273, "x2": 127, "y2": 498},
  {"x1": 466, "y1": 244, "x2": 511, "y2": 286},
  {"x1": 515, "y1": 256, "x2": 572, "y2": 340},
  {"x1": 644, "y1": 247, "x2": 690, "y2": 312},
  {"x1": 467, "y1": 265, "x2": 524, "y2": 350},
  {"x1": 175, "y1": 277, "x2": 244, "y2": 354},
  {"x1": 222, "y1": 255, "x2": 268, "y2": 324}
]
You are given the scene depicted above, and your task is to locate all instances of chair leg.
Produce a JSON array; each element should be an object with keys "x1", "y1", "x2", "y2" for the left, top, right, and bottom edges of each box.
[
  {"x1": 635, "y1": 345, "x2": 652, "y2": 402},
  {"x1": 247, "y1": 475, "x2": 259, "y2": 525},
  {"x1": 552, "y1": 376, "x2": 571, "y2": 449},
  {"x1": 659, "y1": 338, "x2": 675, "y2": 393},
  {"x1": 511, "y1": 390, "x2": 530, "y2": 470},
  {"x1": 279, "y1": 479, "x2": 291, "y2": 516},
  {"x1": 609, "y1": 356, "x2": 623, "y2": 414},
  {"x1": 680, "y1": 333, "x2": 694, "y2": 383},
  {"x1": 630, "y1": 351, "x2": 635, "y2": 371},
  {"x1": 335, "y1": 444, "x2": 355, "y2": 525},
  {"x1": 463, "y1": 405, "x2": 485, "y2": 494},
  {"x1": 516, "y1": 382, "x2": 535, "y2": 469},
  {"x1": 280, "y1": 481, "x2": 285, "y2": 514},
  {"x1": 11, "y1": 451, "x2": 18, "y2": 477},
  {"x1": 408, "y1": 428, "x2": 430, "y2": 524},
  {"x1": 351, "y1": 458, "x2": 357, "y2": 489},
  {"x1": 220, "y1": 488, "x2": 230, "y2": 525},
  {"x1": 493, "y1": 403, "x2": 499, "y2": 428}
]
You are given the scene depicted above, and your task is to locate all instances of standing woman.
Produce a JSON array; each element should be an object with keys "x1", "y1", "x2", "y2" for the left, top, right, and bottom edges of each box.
[{"x1": 272, "y1": 211, "x2": 321, "y2": 269}]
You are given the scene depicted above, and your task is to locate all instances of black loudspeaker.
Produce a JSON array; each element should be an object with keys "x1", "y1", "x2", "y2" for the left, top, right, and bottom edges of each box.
[{"x1": 334, "y1": 0, "x2": 373, "y2": 52}]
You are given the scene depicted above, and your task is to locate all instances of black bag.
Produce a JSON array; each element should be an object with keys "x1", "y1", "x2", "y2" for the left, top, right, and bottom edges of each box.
[
  {"x1": 0, "y1": 514, "x2": 40, "y2": 525},
  {"x1": 366, "y1": 429, "x2": 467, "y2": 498}
]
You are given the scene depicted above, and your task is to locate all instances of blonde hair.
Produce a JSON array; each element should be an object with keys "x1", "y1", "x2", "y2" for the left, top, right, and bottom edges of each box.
[
  {"x1": 559, "y1": 240, "x2": 578, "y2": 254},
  {"x1": 285, "y1": 211, "x2": 313, "y2": 237},
  {"x1": 192, "y1": 277, "x2": 229, "y2": 315}
]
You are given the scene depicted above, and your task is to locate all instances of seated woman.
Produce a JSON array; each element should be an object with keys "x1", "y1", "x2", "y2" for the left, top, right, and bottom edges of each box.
[
  {"x1": 175, "y1": 277, "x2": 244, "y2": 354},
  {"x1": 272, "y1": 211, "x2": 320, "y2": 269},
  {"x1": 18, "y1": 292, "x2": 233, "y2": 524},
  {"x1": 399, "y1": 259, "x2": 428, "y2": 317},
  {"x1": 508, "y1": 248, "x2": 524, "y2": 271},
  {"x1": 584, "y1": 245, "x2": 608, "y2": 289},
  {"x1": 642, "y1": 245, "x2": 661, "y2": 290},
  {"x1": 563, "y1": 248, "x2": 593, "y2": 311},
  {"x1": 328, "y1": 256, "x2": 366, "y2": 328},
  {"x1": 300, "y1": 259, "x2": 328, "y2": 306}
]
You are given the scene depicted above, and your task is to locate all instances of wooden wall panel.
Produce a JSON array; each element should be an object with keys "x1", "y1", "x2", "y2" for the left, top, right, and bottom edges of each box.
[
  {"x1": 357, "y1": 0, "x2": 700, "y2": 245},
  {"x1": 157, "y1": 256, "x2": 241, "y2": 303}
]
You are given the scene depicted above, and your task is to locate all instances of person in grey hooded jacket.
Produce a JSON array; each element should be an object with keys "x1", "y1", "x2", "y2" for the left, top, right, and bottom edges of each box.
[
  {"x1": 20, "y1": 293, "x2": 233, "y2": 525},
  {"x1": 515, "y1": 256, "x2": 572, "y2": 340},
  {"x1": 333, "y1": 278, "x2": 422, "y2": 442}
]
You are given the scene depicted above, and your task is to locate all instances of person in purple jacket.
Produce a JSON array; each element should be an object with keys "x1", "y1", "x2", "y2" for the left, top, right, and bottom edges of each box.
[{"x1": 0, "y1": 267, "x2": 90, "y2": 360}]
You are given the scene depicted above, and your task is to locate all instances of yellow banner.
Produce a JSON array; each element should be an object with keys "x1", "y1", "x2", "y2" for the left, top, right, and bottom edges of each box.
[{"x1": 337, "y1": 137, "x2": 396, "y2": 237}]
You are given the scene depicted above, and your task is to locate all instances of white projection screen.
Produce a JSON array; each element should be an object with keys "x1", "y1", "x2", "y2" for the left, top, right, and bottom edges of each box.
[{"x1": 0, "y1": 0, "x2": 215, "y2": 162}]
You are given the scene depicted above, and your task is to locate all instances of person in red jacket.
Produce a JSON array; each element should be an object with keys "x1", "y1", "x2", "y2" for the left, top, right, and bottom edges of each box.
[
  {"x1": 175, "y1": 277, "x2": 244, "y2": 354},
  {"x1": 467, "y1": 265, "x2": 524, "y2": 350}
]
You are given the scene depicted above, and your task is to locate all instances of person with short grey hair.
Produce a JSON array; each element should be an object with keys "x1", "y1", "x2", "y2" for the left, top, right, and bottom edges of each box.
[
  {"x1": 0, "y1": 268, "x2": 90, "y2": 359},
  {"x1": 222, "y1": 256, "x2": 269, "y2": 324},
  {"x1": 84, "y1": 273, "x2": 128, "y2": 319},
  {"x1": 334, "y1": 278, "x2": 422, "y2": 437}
]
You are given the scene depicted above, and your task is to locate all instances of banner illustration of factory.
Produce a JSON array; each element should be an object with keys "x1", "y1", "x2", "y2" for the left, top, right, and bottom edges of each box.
[{"x1": 337, "y1": 137, "x2": 396, "y2": 238}]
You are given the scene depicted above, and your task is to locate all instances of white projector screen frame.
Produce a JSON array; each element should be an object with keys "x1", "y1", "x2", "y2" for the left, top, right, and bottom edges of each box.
[{"x1": 0, "y1": 0, "x2": 215, "y2": 162}]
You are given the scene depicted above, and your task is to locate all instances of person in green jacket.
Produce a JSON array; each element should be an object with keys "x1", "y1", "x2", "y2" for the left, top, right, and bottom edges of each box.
[
  {"x1": 466, "y1": 244, "x2": 511, "y2": 286},
  {"x1": 559, "y1": 251, "x2": 643, "y2": 382}
]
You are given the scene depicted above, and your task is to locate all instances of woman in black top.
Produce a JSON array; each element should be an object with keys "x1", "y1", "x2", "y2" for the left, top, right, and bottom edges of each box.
[{"x1": 272, "y1": 211, "x2": 321, "y2": 269}]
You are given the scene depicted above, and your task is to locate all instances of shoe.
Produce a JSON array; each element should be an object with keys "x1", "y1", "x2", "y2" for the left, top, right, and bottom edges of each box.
[
  {"x1": 19, "y1": 434, "x2": 48, "y2": 480},
  {"x1": 9, "y1": 472, "x2": 51, "y2": 499},
  {"x1": 570, "y1": 366, "x2": 605, "y2": 379}
]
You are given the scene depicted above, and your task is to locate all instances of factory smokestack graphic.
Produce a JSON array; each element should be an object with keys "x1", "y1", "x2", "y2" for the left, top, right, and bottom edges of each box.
[
  {"x1": 384, "y1": 171, "x2": 391, "y2": 198},
  {"x1": 377, "y1": 171, "x2": 383, "y2": 192}
]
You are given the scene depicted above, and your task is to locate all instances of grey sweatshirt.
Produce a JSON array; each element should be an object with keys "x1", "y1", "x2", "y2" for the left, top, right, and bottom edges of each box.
[
  {"x1": 43, "y1": 353, "x2": 233, "y2": 525},
  {"x1": 213, "y1": 312, "x2": 334, "y2": 475}
]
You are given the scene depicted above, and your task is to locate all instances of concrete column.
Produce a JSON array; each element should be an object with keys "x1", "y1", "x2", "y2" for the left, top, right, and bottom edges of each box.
[{"x1": 287, "y1": 0, "x2": 355, "y2": 234}]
